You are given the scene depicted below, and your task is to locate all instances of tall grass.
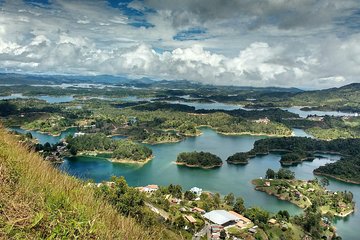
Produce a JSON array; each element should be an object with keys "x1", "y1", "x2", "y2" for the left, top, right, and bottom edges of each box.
[{"x1": 0, "y1": 126, "x2": 171, "y2": 239}]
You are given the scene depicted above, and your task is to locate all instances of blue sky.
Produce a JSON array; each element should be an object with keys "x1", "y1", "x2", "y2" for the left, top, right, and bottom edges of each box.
[{"x1": 0, "y1": 0, "x2": 360, "y2": 88}]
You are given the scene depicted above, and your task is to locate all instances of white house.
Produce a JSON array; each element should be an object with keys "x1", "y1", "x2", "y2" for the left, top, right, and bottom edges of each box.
[{"x1": 190, "y1": 187, "x2": 203, "y2": 196}]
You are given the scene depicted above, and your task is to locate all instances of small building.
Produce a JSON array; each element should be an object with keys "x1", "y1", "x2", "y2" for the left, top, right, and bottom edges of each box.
[
  {"x1": 190, "y1": 187, "x2": 203, "y2": 196},
  {"x1": 253, "y1": 117, "x2": 270, "y2": 124},
  {"x1": 141, "y1": 184, "x2": 159, "y2": 193},
  {"x1": 228, "y1": 211, "x2": 252, "y2": 228},
  {"x1": 170, "y1": 198, "x2": 181, "y2": 204},
  {"x1": 248, "y1": 226, "x2": 258, "y2": 234},
  {"x1": 268, "y1": 218, "x2": 277, "y2": 225},
  {"x1": 192, "y1": 207, "x2": 206, "y2": 214},
  {"x1": 74, "y1": 132, "x2": 86, "y2": 137},
  {"x1": 264, "y1": 181, "x2": 271, "y2": 187},
  {"x1": 204, "y1": 210, "x2": 240, "y2": 227},
  {"x1": 184, "y1": 215, "x2": 197, "y2": 224},
  {"x1": 210, "y1": 225, "x2": 224, "y2": 233}
]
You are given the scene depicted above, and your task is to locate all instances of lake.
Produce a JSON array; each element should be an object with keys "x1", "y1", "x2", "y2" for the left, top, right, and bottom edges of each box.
[
  {"x1": 9, "y1": 127, "x2": 77, "y2": 145},
  {"x1": 50, "y1": 127, "x2": 356, "y2": 239},
  {"x1": 165, "y1": 100, "x2": 356, "y2": 118},
  {"x1": 0, "y1": 93, "x2": 74, "y2": 103},
  {"x1": 8, "y1": 126, "x2": 358, "y2": 239},
  {"x1": 282, "y1": 106, "x2": 357, "y2": 118}
]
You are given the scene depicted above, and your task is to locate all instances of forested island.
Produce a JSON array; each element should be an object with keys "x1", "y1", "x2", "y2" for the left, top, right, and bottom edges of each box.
[
  {"x1": 66, "y1": 133, "x2": 153, "y2": 163},
  {"x1": 176, "y1": 151, "x2": 223, "y2": 169},
  {"x1": 314, "y1": 156, "x2": 360, "y2": 184},
  {"x1": 227, "y1": 137, "x2": 360, "y2": 183}
]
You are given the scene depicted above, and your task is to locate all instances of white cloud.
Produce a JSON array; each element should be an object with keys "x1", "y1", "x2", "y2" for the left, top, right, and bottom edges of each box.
[{"x1": 0, "y1": 0, "x2": 359, "y2": 88}]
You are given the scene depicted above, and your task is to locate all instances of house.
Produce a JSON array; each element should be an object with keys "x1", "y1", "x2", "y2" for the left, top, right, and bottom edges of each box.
[
  {"x1": 253, "y1": 117, "x2": 270, "y2": 124},
  {"x1": 210, "y1": 225, "x2": 224, "y2": 233},
  {"x1": 307, "y1": 116, "x2": 324, "y2": 121},
  {"x1": 268, "y1": 219, "x2": 277, "y2": 225},
  {"x1": 192, "y1": 207, "x2": 206, "y2": 214},
  {"x1": 190, "y1": 187, "x2": 203, "y2": 196},
  {"x1": 248, "y1": 226, "x2": 258, "y2": 234},
  {"x1": 184, "y1": 215, "x2": 197, "y2": 224},
  {"x1": 141, "y1": 184, "x2": 159, "y2": 193},
  {"x1": 170, "y1": 198, "x2": 181, "y2": 204},
  {"x1": 264, "y1": 181, "x2": 271, "y2": 187},
  {"x1": 74, "y1": 132, "x2": 86, "y2": 137},
  {"x1": 228, "y1": 211, "x2": 252, "y2": 228}
]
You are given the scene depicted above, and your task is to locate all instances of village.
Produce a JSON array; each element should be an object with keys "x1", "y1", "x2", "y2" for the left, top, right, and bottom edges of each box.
[
  {"x1": 137, "y1": 185, "x2": 257, "y2": 240},
  {"x1": 91, "y1": 180, "x2": 339, "y2": 240}
]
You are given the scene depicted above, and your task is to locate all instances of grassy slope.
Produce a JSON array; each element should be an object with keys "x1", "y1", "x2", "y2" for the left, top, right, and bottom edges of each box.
[{"x1": 0, "y1": 126, "x2": 173, "y2": 239}]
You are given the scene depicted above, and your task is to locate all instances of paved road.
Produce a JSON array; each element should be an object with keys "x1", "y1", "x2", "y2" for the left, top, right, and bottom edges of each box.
[{"x1": 193, "y1": 222, "x2": 209, "y2": 240}]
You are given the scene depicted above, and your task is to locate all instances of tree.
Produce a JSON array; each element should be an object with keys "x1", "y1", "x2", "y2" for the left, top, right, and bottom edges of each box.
[
  {"x1": 168, "y1": 184, "x2": 182, "y2": 199},
  {"x1": 320, "y1": 177, "x2": 330, "y2": 188},
  {"x1": 184, "y1": 190, "x2": 196, "y2": 201},
  {"x1": 25, "y1": 132, "x2": 33, "y2": 139},
  {"x1": 277, "y1": 168, "x2": 295, "y2": 179},
  {"x1": 224, "y1": 192, "x2": 235, "y2": 205},
  {"x1": 244, "y1": 207, "x2": 269, "y2": 224},
  {"x1": 266, "y1": 168, "x2": 276, "y2": 179},
  {"x1": 69, "y1": 146, "x2": 77, "y2": 155},
  {"x1": 213, "y1": 193, "x2": 221, "y2": 208},
  {"x1": 220, "y1": 230, "x2": 226, "y2": 240},
  {"x1": 174, "y1": 216, "x2": 186, "y2": 229},
  {"x1": 233, "y1": 197, "x2": 245, "y2": 214}
]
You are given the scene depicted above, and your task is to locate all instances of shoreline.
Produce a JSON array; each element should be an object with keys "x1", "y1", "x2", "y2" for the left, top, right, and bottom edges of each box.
[
  {"x1": 21, "y1": 126, "x2": 77, "y2": 137},
  {"x1": 217, "y1": 131, "x2": 291, "y2": 137},
  {"x1": 252, "y1": 179, "x2": 355, "y2": 217},
  {"x1": 77, "y1": 151, "x2": 154, "y2": 165},
  {"x1": 313, "y1": 172, "x2": 360, "y2": 185},
  {"x1": 175, "y1": 161, "x2": 222, "y2": 169},
  {"x1": 109, "y1": 155, "x2": 154, "y2": 165}
]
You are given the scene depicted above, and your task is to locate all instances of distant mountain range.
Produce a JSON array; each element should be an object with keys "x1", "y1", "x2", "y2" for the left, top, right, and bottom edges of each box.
[{"x1": 0, "y1": 72, "x2": 303, "y2": 93}]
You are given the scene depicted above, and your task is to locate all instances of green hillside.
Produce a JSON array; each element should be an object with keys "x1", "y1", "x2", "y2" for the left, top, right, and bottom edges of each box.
[{"x1": 0, "y1": 126, "x2": 172, "y2": 239}]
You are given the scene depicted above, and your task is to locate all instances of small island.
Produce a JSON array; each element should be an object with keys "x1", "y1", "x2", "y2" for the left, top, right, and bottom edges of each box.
[
  {"x1": 176, "y1": 151, "x2": 223, "y2": 169},
  {"x1": 66, "y1": 133, "x2": 153, "y2": 164},
  {"x1": 252, "y1": 169, "x2": 355, "y2": 217},
  {"x1": 279, "y1": 152, "x2": 315, "y2": 166}
]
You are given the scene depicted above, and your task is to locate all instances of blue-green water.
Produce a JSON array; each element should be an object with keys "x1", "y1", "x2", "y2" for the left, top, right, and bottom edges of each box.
[
  {"x1": 8, "y1": 126, "x2": 359, "y2": 239},
  {"x1": 282, "y1": 106, "x2": 357, "y2": 118},
  {"x1": 9, "y1": 127, "x2": 77, "y2": 145},
  {"x1": 0, "y1": 93, "x2": 74, "y2": 103}
]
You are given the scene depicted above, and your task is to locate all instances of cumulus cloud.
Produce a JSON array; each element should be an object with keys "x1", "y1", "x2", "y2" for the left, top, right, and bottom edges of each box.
[{"x1": 0, "y1": 0, "x2": 360, "y2": 88}]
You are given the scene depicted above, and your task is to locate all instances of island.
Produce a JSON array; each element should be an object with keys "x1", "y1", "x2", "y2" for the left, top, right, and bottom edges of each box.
[
  {"x1": 66, "y1": 133, "x2": 153, "y2": 164},
  {"x1": 227, "y1": 136, "x2": 360, "y2": 183},
  {"x1": 176, "y1": 151, "x2": 223, "y2": 169},
  {"x1": 252, "y1": 172, "x2": 355, "y2": 217},
  {"x1": 314, "y1": 156, "x2": 360, "y2": 184}
]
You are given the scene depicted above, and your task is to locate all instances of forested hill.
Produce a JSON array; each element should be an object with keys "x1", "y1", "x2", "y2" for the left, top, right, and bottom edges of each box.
[
  {"x1": 286, "y1": 83, "x2": 360, "y2": 111},
  {"x1": 292, "y1": 83, "x2": 360, "y2": 104},
  {"x1": 0, "y1": 126, "x2": 172, "y2": 239}
]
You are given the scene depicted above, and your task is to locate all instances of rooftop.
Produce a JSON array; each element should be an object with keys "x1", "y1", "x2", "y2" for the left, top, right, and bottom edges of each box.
[
  {"x1": 204, "y1": 210, "x2": 240, "y2": 225},
  {"x1": 228, "y1": 211, "x2": 251, "y2": 223}
]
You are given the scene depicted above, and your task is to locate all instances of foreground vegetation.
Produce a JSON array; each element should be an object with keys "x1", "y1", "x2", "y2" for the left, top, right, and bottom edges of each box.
[{"x1": 0, "y1": 126, "x2": 170, "y2": 239}]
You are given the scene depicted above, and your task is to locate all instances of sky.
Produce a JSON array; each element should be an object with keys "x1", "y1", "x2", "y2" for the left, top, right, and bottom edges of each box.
[{"x1": 0, "y1": 0, "x2": 360, "y2": 88}]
